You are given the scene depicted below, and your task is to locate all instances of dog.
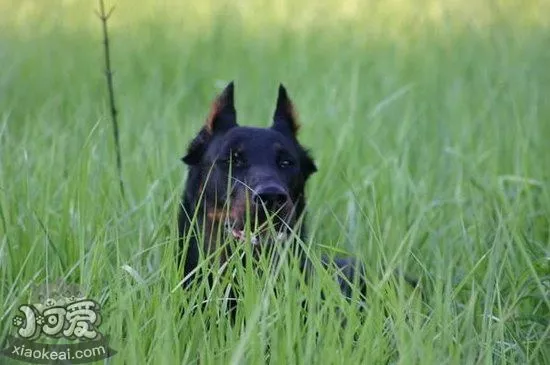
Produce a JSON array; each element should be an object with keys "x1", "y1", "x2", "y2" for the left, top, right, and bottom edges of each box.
[{"x1": 177, "y1": 82, "x2": 373, "y2": 318}]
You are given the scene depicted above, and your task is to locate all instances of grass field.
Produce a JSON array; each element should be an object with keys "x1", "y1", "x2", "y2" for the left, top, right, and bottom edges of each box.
[{"x1": 1, "y1": 0, "x2": 549, "y2": 364}]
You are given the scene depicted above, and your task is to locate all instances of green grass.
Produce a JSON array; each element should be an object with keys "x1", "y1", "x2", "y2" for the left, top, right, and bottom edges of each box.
[{"x1": 1, "y1": 0, "x2": 549, "y2": 364}]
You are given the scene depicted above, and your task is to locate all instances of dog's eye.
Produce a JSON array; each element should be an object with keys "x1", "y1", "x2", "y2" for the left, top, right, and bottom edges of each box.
[
  {"x1": 228, "y1": 151, "x2": 245, "y2": 167},
  {"x1": 278, "y1": 158, "x2": 294, "y2": 168}
]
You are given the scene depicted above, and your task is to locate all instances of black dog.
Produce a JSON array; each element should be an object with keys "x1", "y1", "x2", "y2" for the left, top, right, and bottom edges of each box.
[{"x1": 177, "y1": 82, "x2": 368, "y2": 316}]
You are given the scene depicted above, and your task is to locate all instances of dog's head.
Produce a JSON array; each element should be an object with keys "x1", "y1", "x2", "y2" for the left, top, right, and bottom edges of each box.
[{"x1": 182, "y1": 82, "x2": 317, "y2": 247}]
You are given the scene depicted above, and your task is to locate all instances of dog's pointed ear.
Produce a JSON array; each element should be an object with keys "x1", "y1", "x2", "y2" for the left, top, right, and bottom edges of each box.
[
  {"x1": 182, "y1": 82, "x2": 237, "y2": 165},
  {"x1": 206, "y1": 81, "x2": 238, "y2": 134},
  {"x1": 272, "y1": 84, "x2": 300, "y2": 137}
]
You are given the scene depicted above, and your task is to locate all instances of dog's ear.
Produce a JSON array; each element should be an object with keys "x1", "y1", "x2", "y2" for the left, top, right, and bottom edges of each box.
[
  {"x1": 271, "y1": 84, "x2": 300, "y2": 137},
  {"x1": 204, "y1": 81, "x2": 237, "y2": 135},
  {"x1": 272, "y1": 84, "x2": 316, "y2": 177},
  {"x1": 205, "y1": 81, "x2": 238, "y2": 134},
  {"x1": 182, "y1": 82, "x2": 238, "y2": 165}
]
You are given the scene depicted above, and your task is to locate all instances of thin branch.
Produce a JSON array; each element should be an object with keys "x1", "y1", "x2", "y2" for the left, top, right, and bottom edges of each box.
[{"x1": 97, "y1": 0, "x2": 125, "y2": 200}]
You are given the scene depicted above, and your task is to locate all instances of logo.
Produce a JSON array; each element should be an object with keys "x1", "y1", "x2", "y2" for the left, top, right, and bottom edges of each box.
[{"x1": 1, "y1": 278, "x2": 117, "y2": 364}]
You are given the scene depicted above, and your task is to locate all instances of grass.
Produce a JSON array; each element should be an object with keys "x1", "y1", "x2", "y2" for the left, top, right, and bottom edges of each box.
[{"x1": 1, "y1": 0, "x2": 549, "y2": 363}]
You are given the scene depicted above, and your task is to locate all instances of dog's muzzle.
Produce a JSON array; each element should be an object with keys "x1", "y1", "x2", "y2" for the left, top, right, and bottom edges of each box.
[{"x1": 224, "y1": 183, "x2": 294, "y2": 245}]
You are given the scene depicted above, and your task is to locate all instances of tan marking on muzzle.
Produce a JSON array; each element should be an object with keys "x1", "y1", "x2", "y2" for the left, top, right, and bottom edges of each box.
[{"x1": 207, "y1": 208, "x2": 227, "y2": 221}]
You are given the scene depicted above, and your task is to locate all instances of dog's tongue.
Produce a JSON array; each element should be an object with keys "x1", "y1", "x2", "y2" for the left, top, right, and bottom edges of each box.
[
  {"x1": 231, "y1": 229, "x2": 245, "y2": 240},
  {"x1": 231, "y1": 229, "x2": 289, "y2": 246},
  {"x1": 231, "y1": 229, "x2": 258, "y2": 245}
]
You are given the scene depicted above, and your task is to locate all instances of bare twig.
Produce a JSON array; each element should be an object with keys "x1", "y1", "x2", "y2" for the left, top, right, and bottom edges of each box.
[{"x1": 97, "y1": 0, "x2": 125, "y2": 200}]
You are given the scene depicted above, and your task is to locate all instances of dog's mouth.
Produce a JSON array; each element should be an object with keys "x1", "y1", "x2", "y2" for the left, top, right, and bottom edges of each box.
[{"x1": 224, "y1": 217, "x2": 290, "y2": 246}]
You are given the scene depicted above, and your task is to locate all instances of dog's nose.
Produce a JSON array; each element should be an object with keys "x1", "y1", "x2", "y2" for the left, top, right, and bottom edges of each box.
[{"x1": 253, "y1": 185, "x2": 289, "y2": 212}]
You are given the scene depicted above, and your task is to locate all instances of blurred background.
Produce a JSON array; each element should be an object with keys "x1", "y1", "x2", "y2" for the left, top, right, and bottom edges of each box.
[{"x1": 1, "y1": 0, "x2": 548, "y2": 248}]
